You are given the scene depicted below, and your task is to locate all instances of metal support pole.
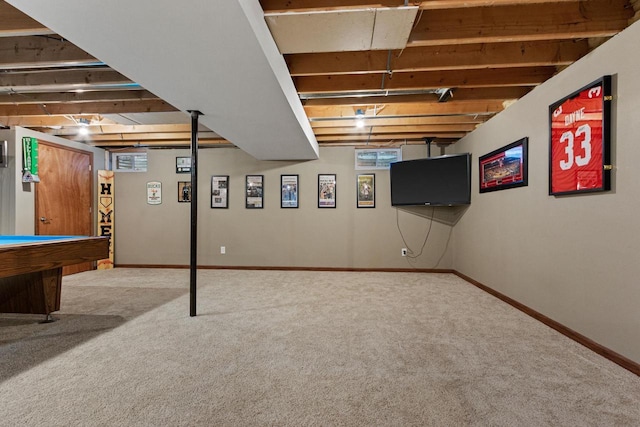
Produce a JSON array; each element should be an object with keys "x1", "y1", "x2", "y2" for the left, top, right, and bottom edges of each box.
[
  {"x1": 424, "y1": 137, "x2": 432, "y2": 158},
  {"x1": 189, "y1": 110, "x2": 202, "y2": 317}
]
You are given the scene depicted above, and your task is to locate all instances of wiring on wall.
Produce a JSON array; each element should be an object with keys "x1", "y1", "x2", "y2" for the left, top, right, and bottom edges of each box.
[
  {"x1": 395, "y1": 207, "x2": 454, "y2": 269},
  {"x1": 395, "y1": 206, "x2": 434, "y2": 259}
]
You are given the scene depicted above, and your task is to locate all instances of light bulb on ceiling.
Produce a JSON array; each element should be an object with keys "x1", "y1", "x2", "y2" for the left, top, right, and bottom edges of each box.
[
  {"x1": 76, "y1": 117, "x2": 90, "y2": 136},
  {"x1": 355, "y1": 109, "x2": 365, "y2": 128}
]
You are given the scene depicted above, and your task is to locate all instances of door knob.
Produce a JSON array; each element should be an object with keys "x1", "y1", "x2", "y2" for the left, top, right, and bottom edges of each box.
[{"x1": 39, "y1": 217, "x2": 49, "y2": 222}]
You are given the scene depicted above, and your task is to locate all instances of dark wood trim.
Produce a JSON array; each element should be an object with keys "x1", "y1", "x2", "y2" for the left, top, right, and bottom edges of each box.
[
  {"x1": 453, "y1": 271, "x2": 640, "y2": 377},
  {"x1": 115, "y1": 264, "x2": 453, "y2": 274}
]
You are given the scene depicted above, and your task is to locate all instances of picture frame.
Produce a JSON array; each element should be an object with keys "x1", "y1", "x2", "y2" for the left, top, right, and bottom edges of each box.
[
  {"x1": 211, "y1": 175, "x2": 229, "y2": 208},
  {"x1": 479, "y1": 137, "x2": 528, "y2": 193},
  {"x1": 147, "y1": 181, "x2": 162, "y2": 205},
  {"x1": 549, "y1": 75, "x2": 612, "y2": 196},
  {"x1": 356, "y1": 174, "x2": 375, "y2": 208},
  {"x1": 178, "y1": 181, "x2": 191, "y2": 203},
  {"x1": 318, "y1": 174, "x2": 336, "y2": 208},
  {"x1": 0, "y1": 140, "x2": 7, "y2": 168},
  {"x1": 281, "y1": 174, "x2": 299, "y2": 208},
  {"x1": 245, "y1": 175, "x2": 264, "y2": 209},
  {"x1": 176, "y1": 156, "x2": 191, "y2": 173}
]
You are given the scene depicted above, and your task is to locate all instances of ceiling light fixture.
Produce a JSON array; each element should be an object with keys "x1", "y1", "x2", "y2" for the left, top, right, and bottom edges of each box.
[
  {"x1": 355, "y1": 109, "x2": 365, "y2": 128},
  {"x1": 76, "y1": 117, "x2": 90, "y2": 136}
]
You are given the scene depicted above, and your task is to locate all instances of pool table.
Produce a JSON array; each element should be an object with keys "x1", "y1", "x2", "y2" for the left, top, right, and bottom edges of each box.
[{"x1": 0, "y1": 235, "x2": 109, "y2": 317}]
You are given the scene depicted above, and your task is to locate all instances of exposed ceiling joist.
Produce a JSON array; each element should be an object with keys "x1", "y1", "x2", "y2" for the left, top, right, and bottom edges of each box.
[{"x1": 0, "y1": 0, "x2": 635, "y2": 149}]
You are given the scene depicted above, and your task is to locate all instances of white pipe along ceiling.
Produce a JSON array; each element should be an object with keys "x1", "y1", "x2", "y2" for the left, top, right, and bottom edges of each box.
[{"x1": 6, "y1": 0, "x2": 319, "y2": 160}]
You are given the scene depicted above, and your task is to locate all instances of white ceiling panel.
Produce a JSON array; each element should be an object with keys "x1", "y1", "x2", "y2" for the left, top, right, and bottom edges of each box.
[
  {"x1": 265, "y1": 9, "x2": 375, "y2": 54},
  {"x1": 371, "y1": 7, "x2": 419, "y2": 50},
  {"x1": 265, "y1": 7, "x2": 418, "y2": 54},
  {"x1": 7, "y1": 0, "x2": 319, "y2": 160}
]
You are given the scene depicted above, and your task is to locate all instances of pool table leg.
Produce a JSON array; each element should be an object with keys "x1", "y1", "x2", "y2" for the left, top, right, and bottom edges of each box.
[{"x1": 0, "y1": 267, "x2": 62, "y2": 316}]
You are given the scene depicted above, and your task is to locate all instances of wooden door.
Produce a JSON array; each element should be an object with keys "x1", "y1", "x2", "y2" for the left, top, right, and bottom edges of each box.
[{"x1": 35, "y1": 141, "x2": 94, "y2": 275}]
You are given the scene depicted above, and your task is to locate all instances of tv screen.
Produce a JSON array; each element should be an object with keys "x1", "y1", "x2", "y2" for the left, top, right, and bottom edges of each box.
[{"x1": 390, "y1": 153, "x2": 471, "y2": 206}]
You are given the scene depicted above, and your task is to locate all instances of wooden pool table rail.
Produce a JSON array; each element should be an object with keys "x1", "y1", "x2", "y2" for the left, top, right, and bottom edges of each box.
[{"x1": 0, "y1": 237, "x2": 109, "y2": 316}]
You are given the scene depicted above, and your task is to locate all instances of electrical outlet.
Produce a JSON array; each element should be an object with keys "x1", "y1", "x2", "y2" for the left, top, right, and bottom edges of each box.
[
  {"x1": 220, "y1": 246, "x2": 226, "y2": 254},
  {"x1": 401, "y1": 248, "x2": 407, "y2": 257}
]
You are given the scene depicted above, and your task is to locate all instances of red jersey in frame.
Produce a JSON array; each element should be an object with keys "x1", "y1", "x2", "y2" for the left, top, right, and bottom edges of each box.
[{"x1": 549, "y1": 76, "x2": 611, "y2": 196}]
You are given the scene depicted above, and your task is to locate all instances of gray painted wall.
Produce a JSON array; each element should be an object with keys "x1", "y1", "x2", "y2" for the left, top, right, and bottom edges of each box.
[
  {"x1": 113, "y1": 145, "x2": 457, "y2": 269},
  {"x1": 453, "y1": 21, "x2": 640, "y2": 364},
  {"x1": 0, "y1": 129, "x2": 16, "y2": 234}
]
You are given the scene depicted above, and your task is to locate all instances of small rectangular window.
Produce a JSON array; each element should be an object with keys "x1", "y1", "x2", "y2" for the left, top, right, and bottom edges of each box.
[
  {"x1": 355, "y1": 148, "x2": 401, "y2": 170},
  {"x1": 113, "y1": 152, "x2": 148, "y2": 172}
]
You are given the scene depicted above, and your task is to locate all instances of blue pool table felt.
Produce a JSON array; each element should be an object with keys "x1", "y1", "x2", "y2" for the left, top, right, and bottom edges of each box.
[{"x1": 0, "y1": 236, "x2": 86, "y2": 246}]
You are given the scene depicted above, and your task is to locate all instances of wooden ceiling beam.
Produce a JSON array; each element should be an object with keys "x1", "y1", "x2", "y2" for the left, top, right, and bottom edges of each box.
[
  {"x1": 0, "y1": 36, "x2": 99, "y2": 69},
  {"x1": 409, "y1": 0, "x2": 633, "y2": 46},
  {"x1": 0, "y1": 67, "x2": 132, "y2": 91},
  {"x1": 0, "y1": 90, "x2": 159, "y2": 105},
  {"x1": 305, "y1": 100, "x2": 504, "y2": 118},
  {"x1": 39, "y1": 123, "x2": 213, "y2": 136},
  {"x1": 0, "y1": 1, "x2": 53, "y2": 37},
  {"x1": 295, "y1": 67, "x2": 555, "y2": 93},
  {"x1": 303, "y1": 87, "x2": 530, "y2": 106},
  {"x1": 315, "y1": 132, "x2": 468, "y2": 142},
  {"x1": 0, "y1": 99, "x2": 177, "y2": 116},
  {"x1": 313, "y1": 123, "x2": 478, "y2": 135},
  {"x1": 286, "y1": 40, "x2": 588, "y2": 76},
  {"x1": 310, "y1": 115, "x2": 489, "y2": 128},
  {"x1": 260, "y1": 0, "x2": 576, "y2": 13},
  {"x1": 73, "y1": 131, "x2": 220, "y2": 142},
  {"x1": 0, "y1": 114, "x2": 99, "y2": 127},
  {"x1": 83, "y1": 139, "x2": 230, "y2": 148}
]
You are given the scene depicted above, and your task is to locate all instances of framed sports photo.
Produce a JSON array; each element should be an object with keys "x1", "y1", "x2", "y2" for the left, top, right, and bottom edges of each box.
[
  {"x1": 211, "y1": 175, "x2": 229, "y2": 209},
  {"x1": 479, "y1": 138, "x2": 528, "y2": 193},
  {"x1": 246, "y1": 175, "x2": 263, "y2": 209},
  {"x1": 178, "y1": 181, "x2": 191, "y2": 203},
  {"x1": 176, "y1": 156, "x2": 191, "y2": 173},
  {"x1": 281, "y1": 174, "x2": 299, "y2": 208},
  {"x1": 549, "y1": 75, "x2": 612, "y2": 196},
  {"x1": 318, "y1": 174, "x2": 336, "y2": 208},
  {"x1": 0, "y1": 140, "x2": 7, "y2": 168},
  {"x1": 356, "y1": 174, "x2": 375, "y2": 208}
]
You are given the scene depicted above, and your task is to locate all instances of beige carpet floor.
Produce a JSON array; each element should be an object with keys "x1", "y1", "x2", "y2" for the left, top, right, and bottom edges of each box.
[{"x1": 1, "y1": 268, "x2": 639, "y2": 426}]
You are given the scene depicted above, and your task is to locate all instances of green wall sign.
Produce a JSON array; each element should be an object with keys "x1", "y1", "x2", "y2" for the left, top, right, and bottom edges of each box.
[{"x1": 22, "y1": 136, "x2": 40, "y2": 182}]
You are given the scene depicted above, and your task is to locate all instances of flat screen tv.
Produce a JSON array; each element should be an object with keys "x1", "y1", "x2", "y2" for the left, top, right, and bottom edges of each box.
[{"x1": 390, "y1": 153, "x2": 471, "y2": 206}]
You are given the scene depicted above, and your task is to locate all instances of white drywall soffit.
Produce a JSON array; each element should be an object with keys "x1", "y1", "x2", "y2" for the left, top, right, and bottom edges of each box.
[
  {"x1": 265, "y1": 7, "x2": 419, "y2": 54},
  {"x1": 7, "y1": 0, "x2": 319, "y2": 161}
]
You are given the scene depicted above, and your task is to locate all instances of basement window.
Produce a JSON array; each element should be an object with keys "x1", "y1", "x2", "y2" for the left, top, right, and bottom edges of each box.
[
  {"x1": 355, "y1": 148, "x2": 401, "y2": 170},
  {"x1": 113, "y1": 152, "x2": 148, "y2": 172}
]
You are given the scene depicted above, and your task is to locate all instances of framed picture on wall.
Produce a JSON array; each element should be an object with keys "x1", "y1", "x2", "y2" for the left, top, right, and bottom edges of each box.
[
  {"x1": 356, "y1": 174, "x2": 375, "y2": 208},
  {"x1": 318, "y1": 174, "x2": 336, "y2": 208},
  {"x1": 246, "y1": 175, "x2": 263, "y2": 208},
  {"x1": 147, "y1": 181, "x2": 162, "y2": 205},
  {"x1": 0, "y1": 140, "x2": 7, "y2": 168},
  {"x1": 479, "y1": 137, "x2": 528, "y2": 193},
  {"x1": 281, "y1": 174, "x2": 299, "y2": 208},
  {"x1": 211, "y1": 175, "x2": 229, "y2": 208},
  {"x1": 549, "y1": 75, "x2": 612, "y2": 196},
  {"x1": 176, "y1": 156, "x2": 191, "y2": 173},
  {"x1": 178, "y1": 181, "x2": 191, "y2": 203}
]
